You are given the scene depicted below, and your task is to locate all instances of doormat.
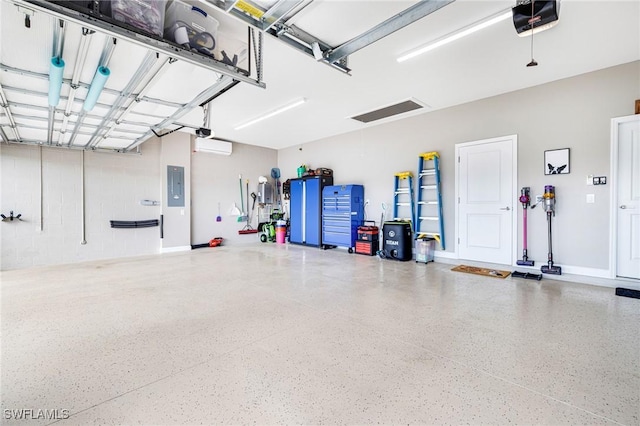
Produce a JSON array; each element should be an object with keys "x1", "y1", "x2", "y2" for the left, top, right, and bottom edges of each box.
[{"x1": 451, "y1": 265, "x2": 511, "y2": 279}]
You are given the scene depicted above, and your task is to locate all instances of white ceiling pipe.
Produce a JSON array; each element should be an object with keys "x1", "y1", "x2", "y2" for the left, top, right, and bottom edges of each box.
[
  {"x1": 0, "y1": 83, "x2": 21, "y2": 142},
  {"x1": 85, "y1": 51, "x2": 158, "y2": 148},
  {"x1": 57, "y1": 29, "x2": 92, "y2": 146},
  {"x1": 48, "y1": 20, "x2": 66, "y2": 145},
  {"x1": 102, "y1": 58, "x2": 174, "y2": 142}
]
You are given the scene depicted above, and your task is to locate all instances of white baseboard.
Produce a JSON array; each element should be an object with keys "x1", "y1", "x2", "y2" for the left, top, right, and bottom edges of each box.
[
  {"x1": 434, "y1": 251, "x2": 458, "y2": 260},
  {"x1": 161, "y1": 246, "x2": 192, "y2": 254},
  {"x1": 433, "y1": 252, "x2": 638, "y2": 289}
]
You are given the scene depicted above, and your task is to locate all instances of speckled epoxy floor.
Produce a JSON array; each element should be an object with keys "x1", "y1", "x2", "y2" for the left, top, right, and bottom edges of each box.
[{"x1": 1, "y1": 244, "x2": 639, "y2": 425}]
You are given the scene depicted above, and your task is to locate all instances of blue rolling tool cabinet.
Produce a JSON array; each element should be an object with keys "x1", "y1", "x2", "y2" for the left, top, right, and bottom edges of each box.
[
  {"x1": 321, "y1": 185, "x2": 364, "y2": 253},
  {"x1": 289, "y1": 175, "x2": 333, "y2": 247}
]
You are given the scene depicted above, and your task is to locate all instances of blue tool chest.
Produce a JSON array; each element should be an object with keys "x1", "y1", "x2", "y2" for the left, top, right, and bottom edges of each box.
[
  {"x1": 321, "y1": 185, "x2": 364, "y2": 252},
  {"x1": 290, "y1": 176, "x2": 333, "y2": 247}
]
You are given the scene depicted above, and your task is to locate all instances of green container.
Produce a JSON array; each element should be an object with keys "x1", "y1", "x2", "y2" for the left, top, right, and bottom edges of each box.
[{"x1": 297, "y1": 166, "x2": 305, "y2": 178}]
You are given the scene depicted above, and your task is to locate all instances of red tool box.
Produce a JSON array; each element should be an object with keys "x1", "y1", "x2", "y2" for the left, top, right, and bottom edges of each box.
[
  {"x1": 355, "y1": 240, "x2": 377, "y2": 256},
  {"x1": 357, "y1": 222, "x2": 379, "y2": 241}
]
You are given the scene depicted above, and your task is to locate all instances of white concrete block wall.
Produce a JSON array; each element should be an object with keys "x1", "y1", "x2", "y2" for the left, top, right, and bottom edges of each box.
[
  {"x1": 0, "y1": 135, "x2": 278, "y2": 270},
  {"x1": 0, "y1": 141, "x2": 161, "y2": 270}
]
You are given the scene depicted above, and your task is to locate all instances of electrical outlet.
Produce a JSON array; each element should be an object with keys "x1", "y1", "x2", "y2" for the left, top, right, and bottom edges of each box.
[
  {"x1": 599, "y1": 176, "x2": 607, "y2": 185},
  {"x1": 587, "y1": 175, "x2": 593, "y2": 185},
  {"x1": 593, "y1": 177, "x2": 601, "y2": 185},
  {"x1": 365, "y1": 199, "x2": 370, "y2": 206}
]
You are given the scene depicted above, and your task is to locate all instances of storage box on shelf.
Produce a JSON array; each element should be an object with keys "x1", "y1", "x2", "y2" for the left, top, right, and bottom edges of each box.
[
  {"x1": 110, "y1": 0, "x2": 166, "y2": 37},
  {"x1": 164, "y1": 1, "x2": 219, "y2": 57},
  {"x1": 212, "y1": 31, "x2": 250, "y2": 74}
]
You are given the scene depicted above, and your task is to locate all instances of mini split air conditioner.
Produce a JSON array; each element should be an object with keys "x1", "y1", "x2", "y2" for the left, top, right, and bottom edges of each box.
[
  {"x1": 194, "y1": 138, "x2": 232, "y2": 155},
  {"x1": 513, "y1": 0, "x2": 559, "y2": 37}
]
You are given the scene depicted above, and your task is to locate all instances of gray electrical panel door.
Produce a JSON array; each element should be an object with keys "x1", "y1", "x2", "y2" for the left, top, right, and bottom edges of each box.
[{"x1": 167, "y1": 165, "x2": 185, "y2": 207}]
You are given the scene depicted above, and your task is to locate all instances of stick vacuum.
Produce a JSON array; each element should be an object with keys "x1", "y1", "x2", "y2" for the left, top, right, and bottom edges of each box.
[
  {"x1": 512, "y1": 187, "x2": 542, "y2": 281},
  {"x1": 540, "y1": 185, "x2": 562, "y2": 275},
  {"x1": 517, "y1": 187, "x2": 535, "y2": 266}
]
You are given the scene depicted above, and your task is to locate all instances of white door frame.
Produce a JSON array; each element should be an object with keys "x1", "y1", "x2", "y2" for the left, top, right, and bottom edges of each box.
[
  {"x1": 455, "y1": 134, "x2": 518, "y2": 265},
  {"x1": 609, "y1": 114, "x2": 640, "y2": 279}
]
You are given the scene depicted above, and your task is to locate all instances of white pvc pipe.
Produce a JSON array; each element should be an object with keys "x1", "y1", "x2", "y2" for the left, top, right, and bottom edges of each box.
[
  {"x1": 39, "y1": 145, "x2": 43, "y2": 231},
  {"x1": 81, "y1": 150, "x2": 86, "y2": 245}
]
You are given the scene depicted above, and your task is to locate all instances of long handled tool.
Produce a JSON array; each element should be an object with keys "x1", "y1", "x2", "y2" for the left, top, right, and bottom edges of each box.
[
  {"x1": 237, "y1": 174, "x2": 247, "y2": 222},
  {"x1": 541, "y1": 185, "x2": 562, "y2": 275},
  {"x1": 517, "y1": 187, "x2": 535, "y2": 266},
  {"x1": 239, "y1": 179, "x2": 257, "y2": 234},
  {"x1": 513, "y1": 187, "x2": 542, "y2": 280}
]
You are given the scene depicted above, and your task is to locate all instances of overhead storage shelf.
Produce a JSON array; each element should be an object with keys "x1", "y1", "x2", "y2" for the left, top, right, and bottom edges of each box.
[
  {"x1": 12, "y1": 0, "x2": 265, "y2": 88},
  {"x1": 0, "y1": 0, "x2": 265, "y2": 152}
]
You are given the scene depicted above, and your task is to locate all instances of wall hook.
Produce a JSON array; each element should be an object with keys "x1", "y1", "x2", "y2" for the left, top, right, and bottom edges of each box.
[{"x1": 1, "y1": 211, "x2": 23, "y2": 222}]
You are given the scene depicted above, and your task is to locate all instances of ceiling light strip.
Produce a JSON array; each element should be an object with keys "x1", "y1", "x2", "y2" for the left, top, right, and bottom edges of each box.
[
  {"x1": 397, "y1": 8, "x2": 512, "y2": 63},
  {"x1": 234, "y1": 98, "x2": 306, "y2": 130}
]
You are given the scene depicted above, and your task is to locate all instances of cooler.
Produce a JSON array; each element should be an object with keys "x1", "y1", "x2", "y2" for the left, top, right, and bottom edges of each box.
[{"x1": 381, "y1": 221, "x2": 412, "y2": 261}]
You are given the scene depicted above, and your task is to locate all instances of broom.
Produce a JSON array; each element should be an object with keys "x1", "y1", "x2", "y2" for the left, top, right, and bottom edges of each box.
[
  {"x1": 239, "y1": 179, "x2": 257, "y2": 234},
  {"x1": 237, "y1": 174, "x2": 247, "y2": 222}
]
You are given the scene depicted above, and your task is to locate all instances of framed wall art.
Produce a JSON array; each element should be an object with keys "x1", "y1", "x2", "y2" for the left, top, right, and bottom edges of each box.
[{"x1": 544, "y1": 148, "x2": 570, "y2": 175}]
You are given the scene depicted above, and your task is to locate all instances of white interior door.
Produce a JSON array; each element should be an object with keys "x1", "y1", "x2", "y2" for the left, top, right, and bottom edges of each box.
[
  {"x1": 457, "y1": 136, "x2": 516, "y2": 265},
  {"x1": 615, "y1": 116, "x2": 640, "y2": 279}
]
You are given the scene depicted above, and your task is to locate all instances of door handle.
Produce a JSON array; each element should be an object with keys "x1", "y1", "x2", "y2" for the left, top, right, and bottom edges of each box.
[
  {"x1": 620, "y1": 205, "x2": 627, "y2": 209},
  {"x1": 500, "y1": 206, "x2": 510, "y2": 211}
]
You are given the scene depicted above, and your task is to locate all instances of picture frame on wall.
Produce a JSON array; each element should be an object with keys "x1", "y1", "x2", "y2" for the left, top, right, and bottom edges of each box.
[{"x1": 544, "y1": 148, "x2": 570, "y2": 175}]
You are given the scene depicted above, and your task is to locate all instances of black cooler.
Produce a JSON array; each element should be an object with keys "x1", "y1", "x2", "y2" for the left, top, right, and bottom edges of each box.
[{"x1": 381, "y1": 221, "x2": 413, "y2": 261}]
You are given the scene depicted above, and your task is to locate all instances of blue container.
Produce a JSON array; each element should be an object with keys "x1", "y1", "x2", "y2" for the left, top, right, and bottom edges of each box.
[{"x1": 321, "y1": 185, "x2": 364, "y2": 252}]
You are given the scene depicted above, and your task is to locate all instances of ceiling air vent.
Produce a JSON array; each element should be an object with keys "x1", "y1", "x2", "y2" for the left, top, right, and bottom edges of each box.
[{"x1": 350, "y1": 99, "x2": 425, "y2": 123}]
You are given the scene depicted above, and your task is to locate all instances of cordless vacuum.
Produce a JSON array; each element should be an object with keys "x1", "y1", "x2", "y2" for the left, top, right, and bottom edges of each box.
[
  {"x1": 517, "y1": 187, "x2": 535, "y2": 266},
  {"x1": 540, "y1": 185, "x2": 562, "y2": 275},
  {"x1": 512, "y1": 187, "x2": 542, "y2": 281}
]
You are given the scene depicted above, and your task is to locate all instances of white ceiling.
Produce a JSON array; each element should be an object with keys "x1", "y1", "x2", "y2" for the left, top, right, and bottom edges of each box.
[
  {"x1": 1, "y1": 0, "x2": 638, "y2": 151},
  {"x1": 206, "y1": 0, "x2": 640, "y2": 149}
]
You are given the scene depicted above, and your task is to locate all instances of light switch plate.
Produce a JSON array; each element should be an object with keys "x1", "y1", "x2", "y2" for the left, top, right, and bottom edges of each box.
[{"x1": 586, "y1": 194, "x2": 595, "y2": 203}]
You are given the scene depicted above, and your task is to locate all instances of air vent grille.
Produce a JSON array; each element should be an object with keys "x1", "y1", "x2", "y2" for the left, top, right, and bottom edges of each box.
[{"x1": 351, "y1": 100, "x2": 424, "y2": 123}]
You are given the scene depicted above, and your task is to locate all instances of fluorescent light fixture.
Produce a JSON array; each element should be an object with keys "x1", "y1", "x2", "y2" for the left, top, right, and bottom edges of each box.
[
  {"x1": 234, "y1": 98, "x2": 306, "y2": 130},
  {"x1": 397, "y1": 9, "x2": 512, "y2": 63}
]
